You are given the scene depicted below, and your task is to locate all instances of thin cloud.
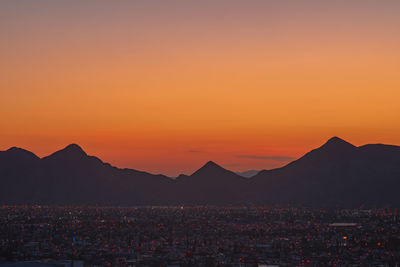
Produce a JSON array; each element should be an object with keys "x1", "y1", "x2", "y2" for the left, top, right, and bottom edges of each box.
[{"x1": 236, "y1": 154, "x2": 295, "y2": 162}]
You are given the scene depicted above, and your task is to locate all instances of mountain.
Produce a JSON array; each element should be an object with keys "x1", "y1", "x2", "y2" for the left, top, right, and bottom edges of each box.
[
  {"x1": 1, "y1": 137, "x2": 400, "y2": 206},
  {"x1": 175, "y1": 161, "x2": 249, "y2": 204},
  {"x1": 250, "y1": 137, "x2": 400, "y2": 206},
  {"x1": 236, "y1": 170, "x2": 259, "y2": 178},
  {"x1": 0, "y1": 144, "x2": 175, "y2": 205},
  {"x1": 0, "y1": 147, "x2": 40, "y2": 203}
]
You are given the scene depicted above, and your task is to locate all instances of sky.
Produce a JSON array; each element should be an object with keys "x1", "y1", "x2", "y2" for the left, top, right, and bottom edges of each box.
[{"x1": 1, "y1": 0, "x2": 400, "y2": 176}]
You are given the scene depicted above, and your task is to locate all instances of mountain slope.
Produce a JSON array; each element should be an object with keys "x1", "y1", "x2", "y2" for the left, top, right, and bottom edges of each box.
[
  {"x1": 0, "y1": 147, "x2": 40, "y2": 203},
  {"x1": 251, "y1": 137, "x2": 400, "y2": 206},
  {"x1": 175, "y1": 161, "x2": 249, "y2": 204},
  {"x1": 0, "y1": 144, "x2": 176, "y2": 205},
  {"x1": 1, "y1": 137, "x2": 400, "y2": 206}
]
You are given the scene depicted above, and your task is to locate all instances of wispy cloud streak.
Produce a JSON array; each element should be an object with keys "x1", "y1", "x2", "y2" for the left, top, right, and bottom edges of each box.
[{"x1": 236, "y1": 155, "x2": 295, "y2": 162}]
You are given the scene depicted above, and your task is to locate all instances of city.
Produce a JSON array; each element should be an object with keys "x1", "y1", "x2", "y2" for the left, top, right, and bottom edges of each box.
[{"x1": 1, "y1": 206, "x2": 400, "y2": 266}]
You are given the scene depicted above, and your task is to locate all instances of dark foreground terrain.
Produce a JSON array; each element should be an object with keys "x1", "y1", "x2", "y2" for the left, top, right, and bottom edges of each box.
[{"x1": 1, "y1": 206, "x2": 400, "y2": 266}]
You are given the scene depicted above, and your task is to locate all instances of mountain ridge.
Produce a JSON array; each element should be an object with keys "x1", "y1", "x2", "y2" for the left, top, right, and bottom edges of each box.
[{"x1": 1, "y1": 137, "x2": 400, "y2": 206}]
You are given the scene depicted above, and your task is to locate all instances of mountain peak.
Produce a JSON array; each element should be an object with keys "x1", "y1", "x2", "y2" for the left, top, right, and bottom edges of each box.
[
  {"x1": 4, "y1": 147, "x2": 40, "y2": 160},
  {"x1": 45, "y1": 144, "x2": 87, "y2": 160},
  {"x1": 203, "y1": 161, "x2": 220, "y2": 168},
  {"x1": 61, "y1": 144, "x2": 87, "y2": 156},
  {"x1": 318, "y1": 136, "x2": 356, "y2": 152},
  {"x1": 7, "y1": 146, "x2": 25, "y2": 152},
  {"x1": 64, "y1": 144, "x2": 85, "y2": 153},
  {"x1": 325, "y1": 136, "x2": 354, "y2": 145},
  {"x1": 191, "y1": 161, "x2": 227, "y2": 176},
  {"x1": 327, "y1": 136, "x2": 348, "y2": 144}
]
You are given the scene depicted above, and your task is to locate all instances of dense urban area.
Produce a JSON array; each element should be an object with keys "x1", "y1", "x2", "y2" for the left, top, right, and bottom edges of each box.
[{"x1": 1, "y1": 206, "x2": 400, "y2": 266}]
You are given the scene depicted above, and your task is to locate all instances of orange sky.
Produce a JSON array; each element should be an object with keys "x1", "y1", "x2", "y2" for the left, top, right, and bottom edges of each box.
[{"x1": 1, "y1": 0, "x2": 400, "y2": 176}]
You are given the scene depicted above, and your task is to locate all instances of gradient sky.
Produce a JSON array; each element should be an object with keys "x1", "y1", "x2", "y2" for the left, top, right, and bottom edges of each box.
[{"x1": 1, "y1": 0, "x2": 400, "y2": 176}]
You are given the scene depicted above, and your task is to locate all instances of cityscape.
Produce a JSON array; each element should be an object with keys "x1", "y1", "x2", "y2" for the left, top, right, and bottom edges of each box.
[{"x1": 1, "y1": 206, "x2": 400, "y2": 266}]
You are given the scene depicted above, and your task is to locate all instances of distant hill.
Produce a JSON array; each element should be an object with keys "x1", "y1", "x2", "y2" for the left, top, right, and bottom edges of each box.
[
  {"x1": 236, "y1": 170, "x2": 259, "y2": 178},
  {"x1": 175, "y1": 161, "x2": 249, "y2": 204},
  {"x1": 1, "y1": 137, "x2": 400, "y2": 207}
]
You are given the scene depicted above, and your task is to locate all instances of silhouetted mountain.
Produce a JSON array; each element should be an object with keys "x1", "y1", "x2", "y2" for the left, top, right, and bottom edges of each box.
[
  {"x1": 320, "y1": 136, "x2": 356, "y2": 150},
  {"x1": 1, "y1": 137, "x2": 400, "y2": 206},
  {"x1": 0, "y1": 144, "x2": 175, "y2": 205},
  {"x1": 236, "y1": 170, "x2": 259, "y2": 178},
  {"x1": 175, "y1": 161, "x2": 248, "y2": 204},
  {"x1": 0, "y1": 147, "x2": 40, "y2": 203},
  {"x1": 44, "y1": 143, "x2": 88, "y2": 160},
  {"x1": 251, "y1": 137, "x2": 400, "y2": 207}
]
